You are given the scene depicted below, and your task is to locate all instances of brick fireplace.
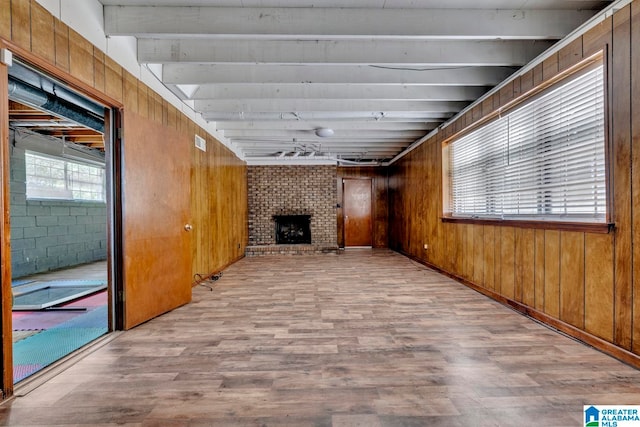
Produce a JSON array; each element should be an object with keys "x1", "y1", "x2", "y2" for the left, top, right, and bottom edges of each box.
[
  {"x1": 246, "y1": 165, "x2": 338, "y2": 255},
  {"x1": 274, "y1": 214, "x2": 312, "y2": 244}
]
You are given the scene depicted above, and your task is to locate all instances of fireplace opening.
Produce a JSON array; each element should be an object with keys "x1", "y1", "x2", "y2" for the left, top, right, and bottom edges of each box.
[{"x1": 274, "y1": 215, "x2": 311, "y2": 244}]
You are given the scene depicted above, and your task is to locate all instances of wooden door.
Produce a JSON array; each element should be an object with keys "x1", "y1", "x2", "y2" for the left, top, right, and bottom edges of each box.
[
  {"x1": 343, "y1": 179, "x2": 372, "y2": 247},
  {"x1": 122, "y1": 111, "x2": 192, "y2": 329}
]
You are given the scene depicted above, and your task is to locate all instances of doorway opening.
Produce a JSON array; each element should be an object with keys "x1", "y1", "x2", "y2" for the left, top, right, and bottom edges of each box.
[{"x1": 6, "y1": 60, "x2": 114, "y2": 384}]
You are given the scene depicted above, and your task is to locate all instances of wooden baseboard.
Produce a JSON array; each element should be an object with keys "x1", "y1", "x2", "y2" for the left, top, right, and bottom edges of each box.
[{"x1": 399, "y1": 250, "x2": 640, "y2": 370}]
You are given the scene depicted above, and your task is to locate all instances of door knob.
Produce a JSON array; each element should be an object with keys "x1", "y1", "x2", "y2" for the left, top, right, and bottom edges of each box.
[{"x1": 184, "y1": 224, "x2": 193, "y2": 231}]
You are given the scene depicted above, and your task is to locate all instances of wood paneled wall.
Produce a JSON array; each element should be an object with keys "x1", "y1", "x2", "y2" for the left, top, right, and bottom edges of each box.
[
  {"x1": 191, "y1": 134, "x2": 247, "y2": 281},
  {"x1": 0, "y1": 0, "x2": 248, "y2": 388},
  {"x1": 390, "y1": 2, "x2": 640, "y2": 366},
  {"x1": 337, "y1": 166, "x2": 388, "y2": 248},
  {"x1": 1, "y1": 0, "x2": 247, "y2": 286}
]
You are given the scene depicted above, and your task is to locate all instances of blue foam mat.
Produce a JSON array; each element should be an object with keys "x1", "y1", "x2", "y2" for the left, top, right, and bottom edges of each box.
[
  {"x1": 13, "y1": 305, "x2": 108, "y2": 383},
  {"x1": 13, "y1": 327, "x2": 107, "y2": 383},
  {"x1": 53, "y1": 305, "x2": 108, "y2": 329},
  {"x1": 14, "y1": 364, "x2": 43, "y2": 383},
  {"x1": 11, "y1": 280, "x2": 35, "y2": 288}
]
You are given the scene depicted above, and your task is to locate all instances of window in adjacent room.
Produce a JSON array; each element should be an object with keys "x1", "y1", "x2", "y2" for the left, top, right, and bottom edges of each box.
[{"x1": 25, "y1": 151, "x2": 106, "y2": 202}]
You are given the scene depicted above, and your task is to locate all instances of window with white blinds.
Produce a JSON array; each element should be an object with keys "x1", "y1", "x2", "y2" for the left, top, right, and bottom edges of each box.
[{"x1": 448, "y1": 62, "x2": 606, "y2": 223}]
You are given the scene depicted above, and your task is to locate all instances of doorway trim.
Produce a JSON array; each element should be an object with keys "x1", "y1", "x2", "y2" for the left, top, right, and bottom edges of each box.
[
  {"x1": 0, "y1": 50, "x2": 12, "y2": 399},
  {"x1": 0, "y1": 40, "x2": 124, "y2": 397}
]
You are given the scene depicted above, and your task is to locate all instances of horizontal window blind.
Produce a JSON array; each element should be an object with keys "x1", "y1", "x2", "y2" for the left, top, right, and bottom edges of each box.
[{"x1": 449, "y1": 63, "x2": 606, "y2": 223}]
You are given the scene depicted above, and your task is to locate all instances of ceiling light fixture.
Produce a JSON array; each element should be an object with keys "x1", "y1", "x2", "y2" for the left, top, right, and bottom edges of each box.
[{"x1": 315, "y1": 127, "x2": 334, "y2": 138}]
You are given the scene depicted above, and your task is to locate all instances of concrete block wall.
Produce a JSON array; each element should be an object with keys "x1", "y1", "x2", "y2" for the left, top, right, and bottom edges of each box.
[
  {"x1": 248, "y1": 165, "x2": 337, "y2": 246},
  {"x1": 9, "y1": 146, "x2": 108, "y2": 279}
]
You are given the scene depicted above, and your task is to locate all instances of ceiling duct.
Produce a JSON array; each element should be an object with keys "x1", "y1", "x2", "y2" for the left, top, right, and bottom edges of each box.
[
  {"x1": 8, "y1": 61, "x2": 105, "y2": 133},
  {"x1": 8, "y1": 77, "x2": 105, "y2": 133}
]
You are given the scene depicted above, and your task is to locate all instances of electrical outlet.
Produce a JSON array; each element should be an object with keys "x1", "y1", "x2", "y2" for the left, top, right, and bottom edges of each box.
[{"x1": 423, "y1": 243, "x2": 429, "y2": 250}]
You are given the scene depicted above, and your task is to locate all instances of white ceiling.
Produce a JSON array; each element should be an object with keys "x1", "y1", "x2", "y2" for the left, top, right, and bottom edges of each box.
[{"x1": 98, "y1": 0, "x2": 612, "y2": 164}]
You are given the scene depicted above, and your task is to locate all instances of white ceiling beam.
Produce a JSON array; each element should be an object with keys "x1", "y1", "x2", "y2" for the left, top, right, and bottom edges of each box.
[
  {"x1": 235, "y1": 142, "x2": 411, "y2": 149},
  {"x1": 232, "y1": 141, "x2": 418, "y2": 148},
  {"x1": 186, "y1": 84, "x2": 488, "y2": 101},
  {"x1": 243, "y1": 149, "x2": 403, "y2": 156},
  {"x1": 232, "y1": 139, "x2": 417, "y2": 146},
  {"x1": 195, "y1": 99, "x2": 467, "y2": 113},
  {"x1": 240, "y1": 151, "x2": 406, "y2": 157},
  {"x1": 98, "y1": 1, "x2": 611, "y2": 8},
  {"x1": 242, "y1": 146, "x2": 400, "y2": 151},
  {"x1": 216, "y1": 121, "x2": 438, "y2": 131},
  {"x1": 203, "y1": 111, "x2": 454, "y2": 121},
  {"x1": 162, "y1": 64, "x2": 516, "y2": 85},
  {"x1": 242, "y1": 147, "x2": 403, "y2": 153},
  {"x1": 139, "y1": 39, "x2": 552, "y2": 66},
  {"x1": 235, "y1": 145, "x2": 414, "y2": 152},
  {"x1": 105, "y1": 6, "x2": 595, "y2": 39},
  {"x1": 234, "y1": 136, "x2": 415, "y2": 142},
  {"x1": 224, "y1": 129, "x2": 425, "y2": 138},
  {"x1": 244, "y1": 157, "x2": 339, "y2": 166},
  {"x1": 237, "y1": 147, "x2": 410, "y2": 153},
  {"x1": 240, "y1": 141, "x2": 411, "y2": 148}
]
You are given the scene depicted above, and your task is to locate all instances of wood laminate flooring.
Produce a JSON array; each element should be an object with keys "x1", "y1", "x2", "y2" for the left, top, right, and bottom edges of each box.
[{"x1": 2, "y1": 249, "x2": 640, "y2": 426}]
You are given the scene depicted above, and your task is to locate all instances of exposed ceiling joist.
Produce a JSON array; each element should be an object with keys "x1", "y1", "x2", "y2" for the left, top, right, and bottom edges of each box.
[
  {"x1": 200, "y1": 111, "x2": 455, "y2": 122},
  {"x1": 238, "y1": 144, "x2": 409, "y2": 150},
  {"x1": 99, "y1": 0, "x2": 612, "y2": 163},
  {"x1": 161, "y1": 64, "x2": 518, "y2": 85},
  {"x1": 194, "y1": 99, "x2": 467, "y2": 113},
  {"x1": 237, "y1": 149, "x2": 414, "y2": 156},
  {"x1": 180, "y1": 84, "x2": 489, "y2": 101},
  {"x1": 224, "y1": 129, "x2": 425, "y2": 139},
  {"x1": 216, "y1": 121, "x2": 439, "y2": 131},
  {"x1": 98, "y1": 1, "x2": 611, "y2": 9},
  {"x1": 139, "y1": 39, "x2": 553, "y2": 66},
  {"x1": 234, "y1": 142, "x2": 416, "y2": 149},
  {"x1": 105, "y1": 6, "x2": 595, "y2": 39}
]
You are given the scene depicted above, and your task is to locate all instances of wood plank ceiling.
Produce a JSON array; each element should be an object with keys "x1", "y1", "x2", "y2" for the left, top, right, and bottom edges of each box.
[{"x1": 99, "y1": 0, "x2": 612, "y2": 164}]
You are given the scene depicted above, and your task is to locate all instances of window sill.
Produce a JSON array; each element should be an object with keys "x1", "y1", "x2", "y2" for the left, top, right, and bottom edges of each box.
[{"x1": 441, "y1": 216, "x2": 613, "y2": 234}]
